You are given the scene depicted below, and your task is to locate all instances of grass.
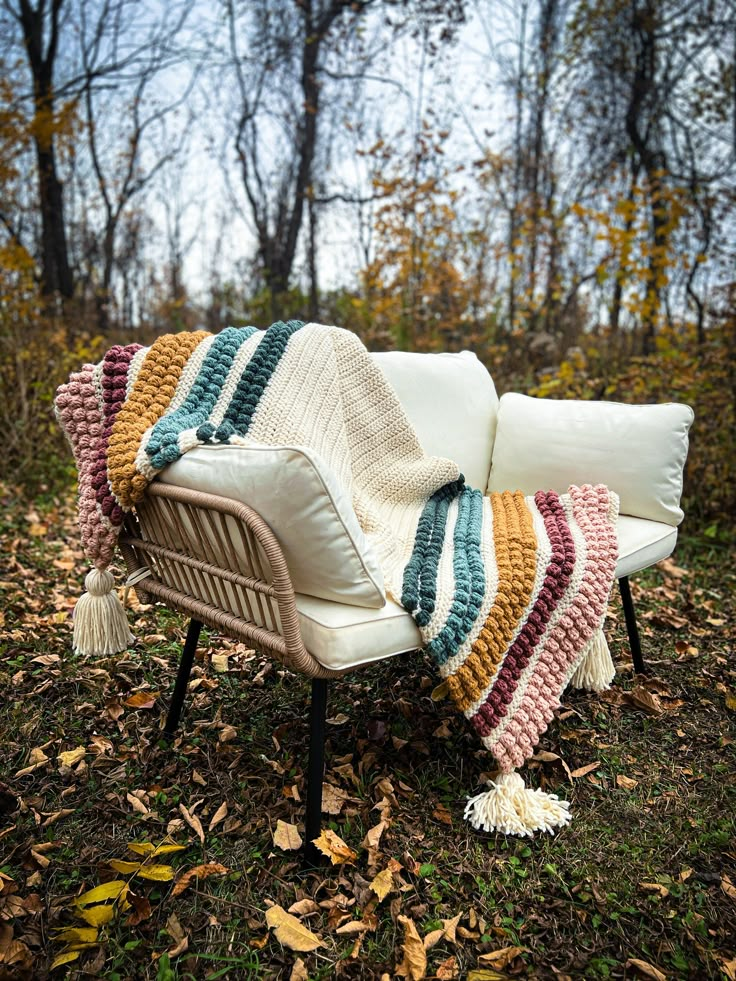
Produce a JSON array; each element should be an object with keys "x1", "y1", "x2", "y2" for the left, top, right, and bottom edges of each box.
[{"x1": 0, "y1": 480, "x2": 734, "y2": 979}]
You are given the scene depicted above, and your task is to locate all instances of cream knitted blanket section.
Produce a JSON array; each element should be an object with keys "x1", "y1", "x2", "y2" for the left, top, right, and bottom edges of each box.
[{"x1": 56, "y1": 321, "x2": 620, "y2": 836}]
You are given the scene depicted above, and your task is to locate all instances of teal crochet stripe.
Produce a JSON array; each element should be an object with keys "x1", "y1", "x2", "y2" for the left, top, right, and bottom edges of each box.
[
  {"x1": 145, "y1": 326, "x2": 257, "y2": 468},
  {"x1": 401, "y1": 477, "x2": 464, "y2": 624},
  {"x1": 205, "y1": 319, "x2": 305, "y2": 442},
  {"x1": 426, "y1": 486, "x2": 486, "y2": 666}
]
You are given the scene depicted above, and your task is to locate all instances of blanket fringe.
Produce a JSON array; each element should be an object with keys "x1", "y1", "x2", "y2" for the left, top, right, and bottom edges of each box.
[
  {"x1": 570, "y1": 627, "x2": 615, "y2": 692},
  {"x1": 463, "y1": 771, "x2": 571, "y2": 837},
  {"x1": 73, "y1": 569, "x2": 134, "y2": 656}
]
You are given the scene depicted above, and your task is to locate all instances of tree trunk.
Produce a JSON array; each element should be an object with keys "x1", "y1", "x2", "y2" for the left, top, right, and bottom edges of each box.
[{"x1": 35, "y1": 139, "x2": 73, "y2": 297}]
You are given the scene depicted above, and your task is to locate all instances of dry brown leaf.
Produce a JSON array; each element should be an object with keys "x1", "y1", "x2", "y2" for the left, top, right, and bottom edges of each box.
[
  {"x1": 273, "y1": 820, "x2": 303, "y2": 852},
  {"x1": 171, "y1": 863, "x2": 228, "y2": 897},
  {"x1": 290, "y1": 958, "x2": 309, "y2": 981},
  {"x1": 126, "y1": 892, "x2": 152, "y2": 926},
  {"x1": 288, "y1": 898, "x2": 320, "y2": 916},
  {"x1": 570, "y1": 761, "x2": 601, "y2": 779},
  {"x1": 211, "y1": 653, "x2": 229, "y2": 673},
  {"x1": 441, "y1": 912, "x2": 463, "y2": 944},
  {"x1": 721, "y1": 875, "x2": 736, "y2": 902},
  {"x1": 625, "y1": 958, "x2": 667, "y2": 980},
  {"x1": 265, "y1": 905, "x2": 323, "y2": 952},
  {"x1": 719, "y1": 956, "x2": 736, "y2": 981},
  {"x1": 126, "y1": 792, "x2": 150, "y2": 816},
  {"x1": 179, "y1": 803, "x2": 205, "y2": 844},
  {"x1": 15, "y1": 746, "x2": 50, "y2": 778},
  {"x1": 395, "y1": 915, "x2": 427, "y2": 980},
  {"x1": 335, "y1": 920, "x2": 372, "y2": 935},
  {"x1": 312, "y1": 829, "x2": 357, "y2": 865},
  {"x1": 479, "y1": 947, "x2": 524, "y2": 969},
  {"x1": 209, "y1": 801, "x2": 228, "y2": 832},
  {"x1": 616, "y1": 774, "x2": 639, "y2": 790},
  {"x1": 369, "y1": 868, "x2": 393, "y2": 902},
  {"x1": 432, "y1": 803, "x2": 453, "y2": 825},
  {"x1": 124, "y1": 691, "x2": 159, "y2": 709},
  {"x1": 321, "y1": 784, "x2": 350, "y2": 815},
  {"x1": 423, "y1": 929, "x2": 444, "y2": 950},
  {"x1": 166, "y1": 912, "x2": 189, "y2": 959},
  {"x1": 361, "y1": 820, "x2": 388, "y2": 850},
  {"x1": 639, "y1": 882, "x2": 670, "y2": 898},
  {"x1": 627, "y1": 687, "x2": 664, "y2": 716},
  {"x1": 436, "y1": 956, "x2": 459, "y2": 980}
]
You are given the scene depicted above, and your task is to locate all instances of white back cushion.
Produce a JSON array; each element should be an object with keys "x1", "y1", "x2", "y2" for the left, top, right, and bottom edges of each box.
[
  {"x1": 159, "y1": 444, "x2": 385, "y2": 608},
  {"x1": 371, "y1": 350, "x2": 499, "y2": 491},
  {"x1": 488, "y1": 393, "x2": 694, "y2": 525}
]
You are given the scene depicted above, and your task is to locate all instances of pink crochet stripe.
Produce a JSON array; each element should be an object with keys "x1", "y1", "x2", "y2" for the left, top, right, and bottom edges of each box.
[
  {"x1": 471, "y1": 489, "x2": 575, "y2": 736},
  {"x1": 487, "y1": 484, "x2": 618, "y2": 771},
  {"x1": 90, "y1": 344, "x2": 142, "y2": 527},
  {"x1": 55, "y1": 365, "x2": 118, "y2": 568}
]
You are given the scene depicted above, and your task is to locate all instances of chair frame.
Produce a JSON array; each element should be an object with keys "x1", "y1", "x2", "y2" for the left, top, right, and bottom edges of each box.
[{"x1": 119, "y1": 483, "x2": 647, "y2": 865}]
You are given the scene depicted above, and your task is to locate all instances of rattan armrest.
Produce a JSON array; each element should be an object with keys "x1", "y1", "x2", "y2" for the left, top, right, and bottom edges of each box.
[{"x1": 118, "y1": 483, "x2": 343, "y2": 679}]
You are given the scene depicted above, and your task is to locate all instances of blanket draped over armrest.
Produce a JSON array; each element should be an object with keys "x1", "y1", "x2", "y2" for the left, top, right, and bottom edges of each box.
[{"x1": 55, "y1": 321, "x2": 619, "y2": 836}]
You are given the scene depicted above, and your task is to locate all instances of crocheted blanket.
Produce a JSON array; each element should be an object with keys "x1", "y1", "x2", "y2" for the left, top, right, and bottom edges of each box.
[{"x1": 56, "y1": 321, "x2": 619, "y2": 835}]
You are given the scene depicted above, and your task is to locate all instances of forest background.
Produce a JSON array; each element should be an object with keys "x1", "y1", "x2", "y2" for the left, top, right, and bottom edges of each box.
[{"x1": 1, "y1": 0, "x2": 734, "y2": 524}]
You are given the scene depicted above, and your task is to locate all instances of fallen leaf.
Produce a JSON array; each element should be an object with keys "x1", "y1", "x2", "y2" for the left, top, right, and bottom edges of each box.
[
  {"x1": 467, "y1": 971, "x2": 507, "y2": 981},
  {"x1": 75, "y1": 880, "x2": 128, "y2": 907},
  {"x1": 291, "y1": 958, "x2": 309, "y2": 981},
  {"x1": 432, "y1": 803, "x2": 453, "y2": 825},
  {"x1": 719, "y1": 956, "x2": 736, "y2": 981},
  {"x1": 15, "y1": 746, "x2": 50, "y2": 778},
  {"x1": 361, "y1": 820, "x2": 388, "y2": 850},
  {"x1": 627, "y1": 687, "x2": 664, "y2": 716},
  {"x1": 441, "y1": 912, "x2": 463, "y2": 944},
  {"x1": 616, "y1": 774, "x2": 639, "y2": 790},
  {"x1": 50, "y1": 950, "x2": 81, "y2": 969},
  {"x1": 126, "y1": 893, "x2": 152, "y2": 926},
  {"x1": 265, "y1": 905, "x2": 323, "y2": 952},
  {"x1": 127, "y1": 841, "x2": 186, "y2": 857},
  {"x1": 322, "y1": 784, "x2": 350, "y2": 815},
  {"x1": 211, "y1": 653, "x2": 229, "y2": 673},
  {"x1": 179, "y1": 803, "x2": 205, "y2": 844},
  {"x1": 171, "y1": 863, "x2": 229, "y2": 897},
  {"x1": 313, "y1": 829, "x2": 357, "y2": 865},
  {"x1": 54, "y1": 926, "x2": 98, "y2": 945},
  {"x1": 479, "y1": 947, "x2": 524, "y2": 969},
  {"x1": 58, "y1": 747, "x2": 86, "y2": 768},
  {"x1": 395, "y1": 915, "x2": 427, "y2": 980},
  {"x1": 108, "y1": 860, "x2": 175, "y2": 881},
  {"x1": 126, "y1": 792, "x2": 150, "y2": 816},
  {"x1": 273, "y1": 820, "x2": 303, "y2": 852},
  {"x1": 76, "y1": 903, "x2": 115, "y2": 927},
  {"x1": 209, "y1": 801, "x2": 228, "y2": 832},
  {"x1": 124, "y1": 691, "x2": 159, "y2": 709},
  {"x1": 570, "y1": 761, "x2": 601, "y2": 779},
  {"x1": 370, "y1": 868, "x2": 393, "y2": 902},
  {"x1": 335, "y1": 920, "x2": 372, "y2": 935},
  {"x1": 721, "y1": 875, "x2": 736, "y2": 902},
  {"x1": 639, "y1": 882, "x2": 670, "y2": 898},
  {"x1": 436, "y1": 955, "x2": 459, "y2": 980},
  {"x1": 625, "y1": 958, "x2": 667, "y2": 980},
  {"x1": 166, "y1": 912, "x2": 189, "y2": 959},
  {"x1": 288, "y1": 899, "x2": 320, "y2": 916}
]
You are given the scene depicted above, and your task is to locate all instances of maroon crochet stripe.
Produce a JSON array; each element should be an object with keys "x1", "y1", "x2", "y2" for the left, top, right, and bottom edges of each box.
[
  {"x1": 90, "y1": 344, "x2": 142, "y2": 526},
  {"x1": 472, "y1": 490, "x2": 576, "y2": 737}
]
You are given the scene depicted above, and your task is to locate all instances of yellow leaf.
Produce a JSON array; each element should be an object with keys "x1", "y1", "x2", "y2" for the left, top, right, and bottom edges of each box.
[
  {"x1": 127, "y1": 841, "x2": 186, "y2": 857},
  {"x1": 53, "y1": 926, "x2": 98, "y2": 944},
  {"x1": 57, "y1": 747, "x2": 86, "y2": 767},
  {"x1": 75, "y1": 880, "x2": 128, "y2": 907},
  {"x1": 369, "y1": 868, "x2": 393, "y2": 902},
  {"x1": 108, "y1": 860, "x2": 143, "y2": 874},
  {"x1": 136, "y1": 864, "x2": 175, "y2": 882},
  {"x1": 312, "y1": 829, "x2": 357, "y2": 865},
  {"x1": 76, "y1": 903, "x2": 115, "y2": 926},
  {"x1": 273, "y1": 820, "x2": 303, "y2": 851},
  {"x1": 395, "y1": 916, "x2": 427, "y2": 979},
  {"x1": 50, "y1": 950, "x2": 81, "y2": 969},
  {"x1": 467, "y1": 971, "x2": 506, "y2": 981},
  {"x1": 265, "y1": 905, "x2": 323, "y2": 952}
]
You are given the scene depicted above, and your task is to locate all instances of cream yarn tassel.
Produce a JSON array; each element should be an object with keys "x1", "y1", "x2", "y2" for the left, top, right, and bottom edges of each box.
[
  {"x1": 73, "y1": 569, "x2": 134, "y2": 656},
  {"x1": 464, "y1": 771, "x2": 571, "y2": 837},
  {"x1": 570, "y1": 628, "x2": 615, "y2": 692}
]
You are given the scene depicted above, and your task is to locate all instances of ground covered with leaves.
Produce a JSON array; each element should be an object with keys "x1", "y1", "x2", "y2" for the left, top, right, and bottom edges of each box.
[{"x1": 0, "y1": 481, "x2": 734, "y2": 980}]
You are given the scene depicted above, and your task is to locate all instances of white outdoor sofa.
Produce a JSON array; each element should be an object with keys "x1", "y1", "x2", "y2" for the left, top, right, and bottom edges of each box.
[{"x1": 119, "y1": 349, "x2": 693, "y2": 861}]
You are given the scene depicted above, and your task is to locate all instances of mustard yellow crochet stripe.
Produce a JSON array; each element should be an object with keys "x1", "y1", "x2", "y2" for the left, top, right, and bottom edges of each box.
[
  {"x1": 447, "y1": 491, "x2": 537, "y2": 713},
  {"x1": 108, "y1": 331, "x2": 210, "y2": 508}
]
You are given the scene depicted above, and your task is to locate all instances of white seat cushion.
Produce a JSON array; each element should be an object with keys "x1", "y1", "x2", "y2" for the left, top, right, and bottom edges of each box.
[
  {"x1": 372, "y1": 350, "x2": 499, "y2": 491},
  {"x1": 159, "y1": 444, "x2": 385, "y2": 608},
  {"x1": 615, "y1": 514, "x2": 677, "y2": 578},
  {"x1": 488, "y1": 394, "x2": 693, "y2": 525},
  {"x1": 298, "y1": 513, "x2": 678, "y2": 670}
]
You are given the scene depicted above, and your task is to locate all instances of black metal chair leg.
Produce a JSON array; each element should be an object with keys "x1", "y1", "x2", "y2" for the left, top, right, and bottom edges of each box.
[
  {"x1": 618, "y1": 576, "x2": 647, "y2": 674},
  {"x1": 303, "y1": 678, "x2": 328, "y2": 868},
  {"x1": 164, "y1": 618, "x2": 202, "y2": 737}
]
